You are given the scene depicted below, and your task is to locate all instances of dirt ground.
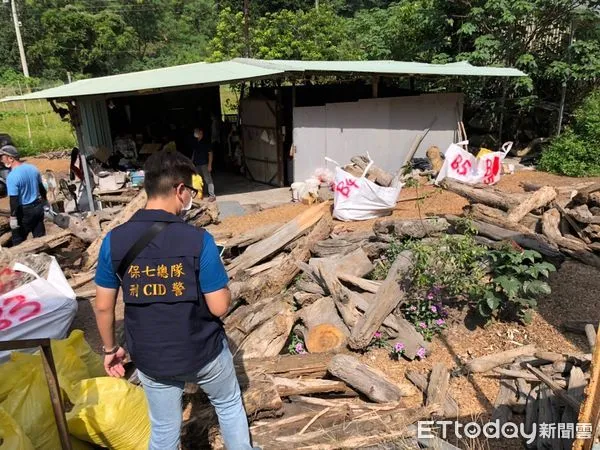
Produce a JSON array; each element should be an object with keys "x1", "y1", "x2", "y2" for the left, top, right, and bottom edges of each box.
[{"x1": 65, "y1": 167, "x2": 600, "y2": 449}]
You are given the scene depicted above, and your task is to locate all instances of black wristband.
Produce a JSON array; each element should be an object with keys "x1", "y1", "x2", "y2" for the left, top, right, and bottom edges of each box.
[{"x1": 102, "y1": 345, "x2": 119, "y2": 355}]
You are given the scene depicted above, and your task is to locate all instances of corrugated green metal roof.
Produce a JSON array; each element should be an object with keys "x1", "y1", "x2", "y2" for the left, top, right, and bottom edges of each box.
[
  {"x1": 2, "y1": 58, "x2": 526, "y2": 102},
  {"x1": 235, "y1": 58, "x2": 526, "y2": 77}
]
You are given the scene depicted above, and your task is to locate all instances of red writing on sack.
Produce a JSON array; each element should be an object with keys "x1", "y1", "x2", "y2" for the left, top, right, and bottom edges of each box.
[
  {"x1": 450, "y1": 155, "x2": 472, "y2": 176},
  {"x1": 483, "y1": 156, "x2": 501, "y2": 185},
  {"x1": 336, "y1": 178, "x2": 359, "y2": 198},
  {"x1": 0, "y1": 295, "x2": 42, "y2": 331}
]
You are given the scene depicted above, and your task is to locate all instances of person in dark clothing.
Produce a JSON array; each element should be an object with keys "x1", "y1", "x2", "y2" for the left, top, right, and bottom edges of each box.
[
  {"x1": 0, "y1": 145, "x2": 48, "y2": 246},
  {"x1": 190, "y1": 128, "x2": 216, "y2": 201}
]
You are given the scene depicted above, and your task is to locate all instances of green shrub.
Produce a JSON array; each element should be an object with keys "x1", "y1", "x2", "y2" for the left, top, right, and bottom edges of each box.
[{"x1": 539, "y1": 90, "x2": 600, "y2": 177}]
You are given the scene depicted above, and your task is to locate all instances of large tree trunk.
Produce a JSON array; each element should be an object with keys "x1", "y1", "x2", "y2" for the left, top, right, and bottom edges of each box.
[
  {"x1": 446, "y1": 215, "x2": 563, "y2": 260},
  {"x1": 441, "y1": 179, "x2": 523, "y2": 211},
  {"x1": 328, "y1": 354, "x2": 416, "y2": 402},
  {"x1": 83, "y1": 189, "x2": 147, "y2": 270},
  {"x1": 237, "y1": 353, "x2": 336, "y2": 379}
]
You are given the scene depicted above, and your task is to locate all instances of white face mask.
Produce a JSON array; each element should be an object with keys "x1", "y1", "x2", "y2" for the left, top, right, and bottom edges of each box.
[{"x1": 182, "y1": 195, "x2": 193, "y2": 211}]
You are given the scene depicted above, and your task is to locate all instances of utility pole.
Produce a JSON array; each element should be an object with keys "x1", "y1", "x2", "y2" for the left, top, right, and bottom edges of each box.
[
  {"x1": 10, "y1": 0, "x2": 29, "y2": 77},
  {"x1": 243, "y1": 0, "x2": 250, "y2": 57}
]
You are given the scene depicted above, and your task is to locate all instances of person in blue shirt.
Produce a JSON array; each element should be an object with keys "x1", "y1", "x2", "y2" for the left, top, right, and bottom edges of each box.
[
  {"x1": 0, "y1": 145, "x2": 48, "y2": 246},
  {"x1": 94, "y1": 150, "x2": 256, "y2": 450}
]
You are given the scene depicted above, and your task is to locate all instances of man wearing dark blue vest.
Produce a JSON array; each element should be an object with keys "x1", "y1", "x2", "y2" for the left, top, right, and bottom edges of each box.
[{"x1": 93, "y1": 150, "x2": 255, "y2": 449}]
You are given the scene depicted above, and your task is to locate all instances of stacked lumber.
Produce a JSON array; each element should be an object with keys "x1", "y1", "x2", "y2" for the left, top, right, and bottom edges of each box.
[
  {"x1": 183, "y1": 352, "x2": 435, "y2": 450},
  {"x1": 453, "y1": 338, "x2": 596, "y2": 449},
  {"x1": 442, "y1": 180, "x2": 600, "y2": 268},
  {"x1": 342, "y1": 155, "x2": 396, "y2": 187}
]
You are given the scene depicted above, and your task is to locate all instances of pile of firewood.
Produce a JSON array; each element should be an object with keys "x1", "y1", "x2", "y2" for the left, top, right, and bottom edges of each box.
[
  {"x1": 342, "y1": 155, "x2": 396, "y2": 187},
  {"x1": 441, "y1": 179, "x2": 600, "y2": 268}
]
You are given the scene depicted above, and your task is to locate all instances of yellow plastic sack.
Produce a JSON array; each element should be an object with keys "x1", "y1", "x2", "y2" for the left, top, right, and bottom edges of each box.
[
  {"x1": 51, "y1": 329, "x2": 105, "y2": 399},
  {"x1": 476, "y1": 147, "x2": 493, "y2": 158},
  {"x1": 0, "y1": 406, "x2": 34, "y2": 450},
  {"x1": 68, "y1": 377, "x2": 150, "y2": 450},
  {"x1": 192, "y1": 173, "x2": 204, "y2": 199},
  {"x1": 0, "y1": 331, "x2": 102, "y2": 450}
]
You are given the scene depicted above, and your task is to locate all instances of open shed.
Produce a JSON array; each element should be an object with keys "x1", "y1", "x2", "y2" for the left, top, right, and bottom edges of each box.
[{"x1": 2, "y1": 58, "x2": 525, "y2": 201}]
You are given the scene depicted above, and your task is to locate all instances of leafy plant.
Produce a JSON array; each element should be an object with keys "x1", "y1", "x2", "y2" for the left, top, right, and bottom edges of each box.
[
  {"x1": 368, "y1": 330, "x2": 388, "y2": 350},
  {"x1": 400, "y1": 295, "x2": 448, "y2": 341},
  {"x1": 287, "y1": 334, "x2": 307, "y2": 355},
  {"x1": 539, "y1": 90, "x2": 600, "y2": 177},
  {"x1": 478, "y1": 247, "x2": 555, "y2": 324}
]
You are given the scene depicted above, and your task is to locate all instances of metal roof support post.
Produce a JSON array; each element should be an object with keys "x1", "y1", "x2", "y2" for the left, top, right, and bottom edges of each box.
[{"x1": 79, "y1": 154, "x2": 95, "y2": 213}]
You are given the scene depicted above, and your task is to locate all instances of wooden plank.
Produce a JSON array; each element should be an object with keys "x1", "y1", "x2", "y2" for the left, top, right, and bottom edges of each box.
[
  {"x1": 227, "y1": 202, "x2": 330, "y2": 276},
  {"x1": 585, "y1": 324, "x2": 597, "y2": 352},
  {"x1": 328, "y1": 354, "x2": 415, "y2": 402},
  {"x1": 224, "y1": 223, "x2": 283, "y2": 249},
  {"x1": 83, "y1": 189, "x2": 147, "y2": 270},
  {"x1": 465, "y1": 344, "x2": 537, "y2": 373},
  {"x1": 426, "y1": 364, "x2": 450, "y2": 417},
  {"x1": 337, "y1": 273, "x2": 381, "y2": 294},
  {"x1": 561, "y1": 367, "x2": 586, "y2": 450},
  {"x1": 524, "y1": 363, "x2": 581, "y2": 410},
  {"x1": 574, "y1": 323, "x2": 600, "y2": 450},
  {"x1": 349, "y1": 251, "x2": 414, "y2": 350},
  {"x1": 491, "y1": 379, "x2": 517, "y2": 425},
  {"x1": 405, "y1": 370, "x2": 458, "y2": 418}
]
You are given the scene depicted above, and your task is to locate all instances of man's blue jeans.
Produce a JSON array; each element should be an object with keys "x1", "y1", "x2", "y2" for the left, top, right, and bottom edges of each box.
[{"x1": 137, "y1": 338, "x2": 254, "y2": 450}]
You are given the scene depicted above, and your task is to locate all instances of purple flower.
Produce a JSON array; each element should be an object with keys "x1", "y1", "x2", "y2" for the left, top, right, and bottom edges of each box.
[
  {"x1": 430, "y1": 305, "x2": 437, "y2": 313},
  {"x1": 373, "y1": 331, "x2": 382, "y2": 339},
  {"x1": 409, "y1": 306, "x2": 417, "y2": 311},
  {"x1": 419, "y1": 322, "x2": 427, "y2": 329},
  {"x1": 427, "y1": 292, "x2": 434, "y2": 300},
  {"x1": 295, "y1": 343, "x2": 305, "y2": 354},
  {"x1": 433, "y1": 286, "x2": 441, "y2": 294},
  {"x1": 416, "y1": 347, "x2": 427, "y2": 359},
  {"x1": 394, "y1": 342, "x2": 405, "y2": 353},
  {"x1": 436, "y1": 319, "x2": 445, "y2": 326}
]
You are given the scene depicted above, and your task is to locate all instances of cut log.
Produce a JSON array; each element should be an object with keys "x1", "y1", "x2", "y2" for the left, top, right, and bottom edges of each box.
[
  {"x1": 245, "y1": 254, "x2": 286, "y2": 277},
  {"x1": 542, "y1": 208, "x2": 600, "y2": 268},
  {"x1": 465, "y1": 344, "x2": 537, "y2": 373},
  {"x1": 349, "y1": 251, "x2": 415, "y2": 350},
  {"x1": 309, "y1": 247, "x2": 373, "y2": 278},
  {"x1": 312, "y1": 239, "x2": 358, "y2": 258},
  {"x1": 525, "y1": 385, "x2": 540, "y2": 447},
  {"x1": 524, "y1": 363, "x2": 580, "y2": 410},
  {"x1": 272, "y1": 377, "x2": 355, "y2": 397},
  {"x1": 53, "y1": 213, "x2": 100, "y2": 244},
  {"x1": 236, "y1": 305, "x2": 295, "y2": 359},
  {"x1": 293, "y1": 292, "x2": 321, "y2": 307},
  {"x1": 299, "y1": 296, "x2": 350, "y2": 352},
  {"x1": 337, "y1": 273, "x2": 381, "y2": 294},
  {"x1": 231, "y1": 216, "x2": 332, "y2": 304},
  {"x1": 0, "y1": 231, "x2": 12, "y2": 247},
  {"x1": 224, "y1": 223, "x2": 283, "y2": 249},
  {"x1": 566, "y1": 206, "x2": 600, "y2": 225},
  {"x1": 555, "y1": 202, "x2": 591, "y2": 244},
  {"x1": 405, "y1": 370, "x2": 458, "y2": 418},
  {"x1": 561, "y1": 367, "x2": 586, "y2": 450},
  {"x1": 373, "y1": 218, "x2": 449, "y2": 240},
  {"x1": 506, "y1": 186, "x2": 557, "y2": 223},
  {"x1": 227, "y1": 202, "x2": 330, "y2": 277},
  {"x1": 493, "y1": 368, "x2": 568, "y2": 388},
  {"x1": 538, "y1": 384, "x2": 562, "y2": 450},
  {"x1": 350, "y1": 155, "x2": 395, "y2": 187},
  {"x1": 225, "y1": 295, "x2": 292, "y2": 349},
  {"x1": 585, "y1": 324, "x2": 597, "y2": 351},
  {"x1": 314, "y1": 261, "x2": 362, "y2": 330},
  {"x1": 8, "y1": 229, "x2": 72, "y2": 256},
  {"x1": 491, "y1": 379, "x2": 517, "y2": 425},
  {"x1": 426, "y1": 364, "x2": 450, "y2": 417},
  {"x1": 446, "y1": 215, "x2": 563, "y2": 260},
  {"x1": 330, "y1": 230, "x2": 376, "y2": 243},
  {"x1": 328, "y1": 354, "x2": 416, "y2": 402},
  {"x1": 441, "y1": 179, "x2": 522, "y2": 211},
  {"x1": 572, "y1": 182, "x2": 600, "y2": 205},
  {"x1": 466, "y1": 203, "x2": 532, "y2": 233},
  {"x1": 69, "y1": 271, "x2": 95, "y2": 290},
  {"x1": 84, "y1": 189, "x2": 147, "y2": 270},
  {"x1": 237, "y1": 353, "x2": 335, "y2": 379},
  {"x1": 295, "y1": 280, "x2": 326, "y2": 296}
]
